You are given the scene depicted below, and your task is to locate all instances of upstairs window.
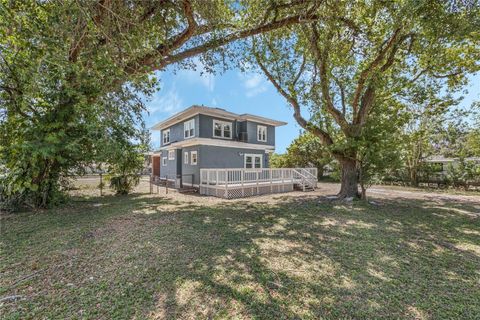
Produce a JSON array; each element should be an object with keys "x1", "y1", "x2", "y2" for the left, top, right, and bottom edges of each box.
[
  {"x1": 162, "y1": 129, "x2": 170, "y2": 144},
  {"x1": 213, "y1": 120, "x2": 232, "y2": 139},
  {"x1": 184, "y1": 119, "x2": 195, "y2": 139},
  {"x1": 257, "y1": 125, "x2": 267, "y2": 142}
]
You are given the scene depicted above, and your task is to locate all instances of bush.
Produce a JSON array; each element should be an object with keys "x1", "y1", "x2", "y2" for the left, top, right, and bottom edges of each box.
[{"x1": 107, "y1": 175, "x2": 140, "y2": 195}]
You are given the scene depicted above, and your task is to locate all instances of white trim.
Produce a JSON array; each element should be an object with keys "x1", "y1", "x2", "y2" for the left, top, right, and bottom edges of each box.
[
  {"x1": 162, "y1": 157, "x2": 167, "y2": 166},
  {"x1": 184, "y1": 151, "x2": 189, "y2": 164},
  {"x1": 151, "y1": 106, "x2": 287, "y2": 130},
  {"x1": 162, "y1": 129, "x2": 170, "y2": 145},
  {"x1": 184, "y1": 118, "x2": 195, "y2": 139},
  {"x1": 212, "y1": 119, "x2": 232, "y2": 139},
  {"x1": 182, "y1": 182, "x2": 199, "y2": 187},
  {"x1": 257, "y1": 125, "x2": 267, "y2": 142},
  {"x1": 244, "y1": 154, "x2": 263, "y2": 169},
  {"x1": 190, "y1": 151, "x2": 198, "y2": 165},
  {"x1": 168, "y1": 150, "x2": 175, "y2": 160},
  {"x1": 159, "y1": 137, "x2": 275, "y2": 151}
]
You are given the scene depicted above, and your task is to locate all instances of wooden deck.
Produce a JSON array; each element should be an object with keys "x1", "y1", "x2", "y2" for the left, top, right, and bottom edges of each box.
[{"x1": 200, "y1": 168, "x2": 317, "y2": 199}]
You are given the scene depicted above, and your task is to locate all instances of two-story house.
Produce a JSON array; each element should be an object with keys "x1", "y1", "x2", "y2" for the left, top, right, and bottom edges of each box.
[{"x1": 151, "y1": 105, "x2": 287, "y2": 187}]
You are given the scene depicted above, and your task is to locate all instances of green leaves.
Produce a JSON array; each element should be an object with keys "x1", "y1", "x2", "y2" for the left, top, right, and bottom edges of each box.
[{"x1": 248, "y1": 0, "x2": 479, "y2": 197}]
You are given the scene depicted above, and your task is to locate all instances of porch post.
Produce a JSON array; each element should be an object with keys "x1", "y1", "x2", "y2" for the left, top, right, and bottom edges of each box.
[
  {"x1": 224, "y1": 169, "x2": 228, "y2": 198},
  {"x1": 241, "y1": 169, "x2": 244, "y2": 197},
  {"x1": 270, "y1": 169, "x2": 273, "y2": 193}
]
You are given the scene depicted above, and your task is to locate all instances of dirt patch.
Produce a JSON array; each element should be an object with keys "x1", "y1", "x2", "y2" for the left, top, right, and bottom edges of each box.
[{"x1": 70, "y1": 178, "x2": 480, "y2": 209}]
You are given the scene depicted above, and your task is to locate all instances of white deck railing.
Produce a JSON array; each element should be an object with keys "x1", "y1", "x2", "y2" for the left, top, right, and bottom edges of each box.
[{"x1": 200, "y1": 168, "x2": 317, "y2": 188}]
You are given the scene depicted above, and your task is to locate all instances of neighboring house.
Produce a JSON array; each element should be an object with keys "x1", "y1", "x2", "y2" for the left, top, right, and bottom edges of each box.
[
  {"x1": 424, "y1": 156, "x2": 480, "y2": 175},
  {"x1": 150, "y1": 105, "x2": 287, "y2": 187}
]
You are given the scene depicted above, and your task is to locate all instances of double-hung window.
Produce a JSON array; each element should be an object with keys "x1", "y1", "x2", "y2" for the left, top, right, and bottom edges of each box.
[
  {"x1": 184, "y1": 119, "x2": 195, "y2": 139},
  {"x1": 213, "y1": 120, "x2": 232, "y2": 139},
  {"x1": 162, "y1": 129, "x2": 170, "y2": 144},
  {"x1": 257, "y1": 125, "x2": 267, "y2": 142},
  {"x1": 168, "y1": 150, "x2": 175, "y2": 160},
  {"x1": 190, "y1": 151, "x2": 198, "y2": 165},
  {"x1": 162, "y1": 157, "x2": 167, "y2": 166},
  {"x1": 245, "y1": 154, "x2": 262, "y2": 169}
]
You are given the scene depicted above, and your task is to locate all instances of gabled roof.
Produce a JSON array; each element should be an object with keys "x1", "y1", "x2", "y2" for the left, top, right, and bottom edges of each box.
[{"x1": 151, "y1": 105, "x2": 287, "y2": 130}]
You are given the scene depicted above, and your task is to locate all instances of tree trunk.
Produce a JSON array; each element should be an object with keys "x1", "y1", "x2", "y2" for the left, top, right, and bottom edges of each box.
[
  {"x1": 409, "y1": 167, "x2": 419, "y2": 187},
  {"x1": 338, "y1": 158, "x2": 360, "y2": 198}
]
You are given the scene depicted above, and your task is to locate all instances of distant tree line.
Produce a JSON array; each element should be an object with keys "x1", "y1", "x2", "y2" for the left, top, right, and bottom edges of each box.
[{"x1": 272, "y1": 104, "x2": 480, "y2": 192}]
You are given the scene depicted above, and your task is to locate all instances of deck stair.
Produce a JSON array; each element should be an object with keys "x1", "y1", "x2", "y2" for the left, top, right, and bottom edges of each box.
[{"x1": 292, "y1": 168, "x2": 317, "y2": 191}]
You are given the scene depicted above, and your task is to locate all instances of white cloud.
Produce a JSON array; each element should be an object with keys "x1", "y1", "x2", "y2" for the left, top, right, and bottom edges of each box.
[
  {"x1": 148, "y1": 85, "x2": 183, "y2": 115},
  {"x1": 177, "y1": 57, "x2": 215, "y2": 91},
  {"x1": 240, "y1": 73, "x2": 268, "y2": 97}
]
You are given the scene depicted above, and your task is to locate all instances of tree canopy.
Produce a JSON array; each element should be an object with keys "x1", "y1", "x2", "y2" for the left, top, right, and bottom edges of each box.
[
  {"x1": 0, "y1": 0, "x2": 323, "y2": 208},
  {"x1": 250, "y1": 0, "x2": 480, "y2": 198}
]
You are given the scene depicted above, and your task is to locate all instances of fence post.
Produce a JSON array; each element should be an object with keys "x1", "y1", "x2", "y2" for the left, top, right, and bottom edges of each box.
[{"x1": 99, "y1": 172, "x2": 103, "y2": 196}]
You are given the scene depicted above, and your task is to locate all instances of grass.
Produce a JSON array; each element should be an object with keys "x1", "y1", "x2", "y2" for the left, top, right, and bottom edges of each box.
[{"x1": 1, "y1": 191, "x2": 479, "y2": 319}]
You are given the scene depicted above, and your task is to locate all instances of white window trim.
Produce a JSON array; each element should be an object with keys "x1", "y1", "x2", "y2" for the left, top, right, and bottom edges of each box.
[
  {"x1": 162, "y1": 129, "x2": 170, "y2": 145},
  {"x1": 184, "y1": 151, "x2": 189, "y2": 164},
  {"x1": 184, "y1": 119, "x2": 195, "y2": 139},
  {"x1": 212, "y1": 120, "x2": 232, "y2": 139},
  {"x1": 190, "y1": 151, "x2": 198, "y2": 165},
  {"x1": 162, "y1": 157, "x2": 167, "y2": 166},
  {"x1": 168, "y1": 150, "x2": 175, "y2": 160},
  {"x1": 257, "y1": 125, "x2": 267, "y2": 142},
  {"x1": 244, "y1": 154, "x2": 263, "y2": 169}
]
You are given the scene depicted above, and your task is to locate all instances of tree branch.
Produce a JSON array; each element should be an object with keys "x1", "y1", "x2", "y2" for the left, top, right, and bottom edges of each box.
[
  {"x1": 310, "y1": 26, "x2": 350, "y2": 132},
  {"x1": 332, "y1": 76, "x2": 346, "y2": 115},
  {"x1": 254, "y1": 51, "x2": 334, "y2": 146},
  {"x1": 354, "y1": 33, "x2": 414, "y2": 125},
  {"x1": 135, "y1": 12, "x2": 320, "y2": 73},
  {"x1": 133, "y1": 0, "x2": 197, "y2": 69},
  {"x1": 351, "y1": 27, "x2": 401, "y2": 114}
]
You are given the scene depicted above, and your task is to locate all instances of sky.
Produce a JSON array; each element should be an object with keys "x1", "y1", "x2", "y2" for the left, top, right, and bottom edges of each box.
[{"x1": 144, "y1": 61, "x2": 480, "y2": 154}]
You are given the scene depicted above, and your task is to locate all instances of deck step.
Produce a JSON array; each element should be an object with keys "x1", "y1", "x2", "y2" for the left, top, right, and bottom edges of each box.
[
  {"x1": 294, "y1": 184, "x2": 315, "y2": 191},
  {"x1": 178, "y1": 187, "x2": 198, "y2": 193}
]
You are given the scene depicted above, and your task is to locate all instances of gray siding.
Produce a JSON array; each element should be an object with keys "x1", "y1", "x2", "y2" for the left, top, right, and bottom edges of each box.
[
  {"x1": 180, "y1": 146, "x2": 200, "y2": 185},
  {"x1": 162, "y1": 146, "x2": 271, "y2": 185},
  {"x1": 159, "y1": 149, "x2": 177, "y2": 179},
  {"x1": 245, "y1": 121, "x2": 275, "y2": 146},
  {"x1": 198, "y1": 114, "x2": 238, "y2": 140},
  {"x1": 198, "y1": 146, "x2": 267, "y2": 169},
  {"x1": 160, "y1": 113, "x2": 275, "y2": 147},
  {"x1": 194, "y1": 146, "x2": 269, "y2": 185},
  {"x1": 160, "y1": 115, "x2": 199, "y2": 147}
]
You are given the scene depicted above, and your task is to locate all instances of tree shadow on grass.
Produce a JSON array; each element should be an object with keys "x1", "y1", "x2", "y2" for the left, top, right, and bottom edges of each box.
[{"x1": 2, "y1": 193, "x2": 480, "y2": 319}]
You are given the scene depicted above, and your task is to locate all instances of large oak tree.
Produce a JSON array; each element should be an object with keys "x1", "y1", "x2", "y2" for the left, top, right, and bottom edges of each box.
[{"x1": 251, "y1": 0, "x2": 480, "y2": 198}]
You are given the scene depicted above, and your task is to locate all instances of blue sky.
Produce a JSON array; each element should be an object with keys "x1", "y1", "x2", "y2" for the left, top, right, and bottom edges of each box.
[{"x1": 145, "y1": 62, "x2": 480, "y2": 154}]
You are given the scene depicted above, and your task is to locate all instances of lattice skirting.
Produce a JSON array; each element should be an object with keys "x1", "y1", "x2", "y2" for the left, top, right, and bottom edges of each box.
[{"x1": 200, "y1": 183, "x2": 294, "y2": 199}]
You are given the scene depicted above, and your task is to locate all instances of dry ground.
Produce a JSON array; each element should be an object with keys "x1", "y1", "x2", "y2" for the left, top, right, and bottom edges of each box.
[{"x1": 1, "y1": 178, "x2": 479, "y2": 319}]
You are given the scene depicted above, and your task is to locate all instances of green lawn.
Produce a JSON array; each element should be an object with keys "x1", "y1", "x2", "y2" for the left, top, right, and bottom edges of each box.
[{"x1": 1, "y1": 192, "x2": 479, "y2": 319}]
